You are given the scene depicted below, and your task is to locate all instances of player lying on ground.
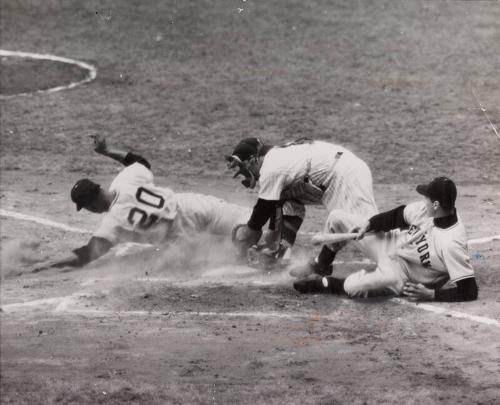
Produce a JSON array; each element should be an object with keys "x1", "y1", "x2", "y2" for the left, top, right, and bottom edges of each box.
[
  {"x1": 226, "y1": 137, "x2": 378, "y2": 269},
  {"x1": 293, "y1": 177, "x2": 478, "y2": 302},
  {"x1": 34, "y1": 135, "x2": 250, "y2": 271}
]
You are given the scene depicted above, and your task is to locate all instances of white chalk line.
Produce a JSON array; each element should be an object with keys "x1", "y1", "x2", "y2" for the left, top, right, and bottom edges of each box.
[
  {"x1": 2, "y1": 296, "x2": 71, "y2": 310},
  {"x1": 470, "y1": 86, "x2": 500, "y2": 140},
  {"x1": 0, "y1": 49, "x2": 97, "y2": 98},
  {"x1": 1, "y1": 294, "x2": 340, "y2": 320},
  {"x1": 0, "y1": 209, "x2": 91, "y2": 234},
  {"x1": 392, "y1": 298, "x2": 500, "y2": 328},
  {"x1": 3, "y1": 295, "x2": 500, "y2": 329},
  {"x1": 1, "y1": 209, "x2": 498, "y2": 245},
  {"x1": 468, "y1": 235, "x2": 500, "y2": 245},
  {"x1": 2, "y1": 209, "x2": 500, "y2": 328}
]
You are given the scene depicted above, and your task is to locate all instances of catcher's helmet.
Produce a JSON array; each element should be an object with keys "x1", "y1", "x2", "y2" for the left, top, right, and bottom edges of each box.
[{"x1": 228, "y1": 138, "x2": 262, "y2": 162}]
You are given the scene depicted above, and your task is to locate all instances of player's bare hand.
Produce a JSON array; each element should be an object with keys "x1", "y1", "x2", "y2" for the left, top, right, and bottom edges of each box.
[
  {"x1": 90, "y1": 133, "x2": 108, "y2": 154},
  {"x1": 403, "y1": 282, "x2": 435, "y2": 301},
  {"x1": 31, "y1": 260, "x2": 55, "y2": 273},
  {"x1": 355, "y1": 220, "x2": 371, "y2": 240}
]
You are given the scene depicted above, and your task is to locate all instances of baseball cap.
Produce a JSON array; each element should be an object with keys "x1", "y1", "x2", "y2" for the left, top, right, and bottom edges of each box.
[
  {"x1": 416, "y1": 176, "x2": 457, "y2": 208},
  {"x1": 71, "y1": 179, "x2": 101, "y2": 211},
  {"x1": 226, "y1": 138, "x2": 262, "y2": 162}
]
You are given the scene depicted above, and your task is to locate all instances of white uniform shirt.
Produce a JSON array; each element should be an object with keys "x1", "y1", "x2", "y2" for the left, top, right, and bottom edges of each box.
[
  {"x1": 393, "y1": 201, "x2": 474, "y2": 286},
  {"x1": 172, "y1": 193, "x2": 250, "y2": 238},
  {"x1": 93, "y1": 163, "x2": 178, "y2": 244},
  {"x1": 258, "y1": 141, "x2": 348, "y2": 201}
]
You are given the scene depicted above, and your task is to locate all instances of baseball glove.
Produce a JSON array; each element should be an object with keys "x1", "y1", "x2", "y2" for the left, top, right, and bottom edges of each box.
[
  {"x1": 231, "y1": 224, "x2": 262, "y2": 258},
  {"x1": 246, "y1": 241, "x2": 290, "y2": 271}
]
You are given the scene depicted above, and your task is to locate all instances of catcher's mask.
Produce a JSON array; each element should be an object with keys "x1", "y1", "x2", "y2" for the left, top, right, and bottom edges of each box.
[{"x1": 225, "y1": 155, "x2": 259, "y2": 189}]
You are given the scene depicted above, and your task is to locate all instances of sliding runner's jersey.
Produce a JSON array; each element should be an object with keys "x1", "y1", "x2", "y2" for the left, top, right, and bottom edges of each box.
[
  {"x1": 93, "y1": 163, "x2": 178, "y2": 244},
  {"x1": 92, "y1": 163, "x2": 250, "y2": 245}
]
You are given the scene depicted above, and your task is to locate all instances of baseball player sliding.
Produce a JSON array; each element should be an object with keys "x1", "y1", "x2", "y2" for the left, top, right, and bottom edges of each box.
[
  {"x1": 225, "y1": 137, "x2": 378, "y2": 269},
  {"x1": 293, "y1": 177, "x2": 479, "y2": 302},
  {"x1": 35, "y1": 135, "x2": 250, "y2": 271}
]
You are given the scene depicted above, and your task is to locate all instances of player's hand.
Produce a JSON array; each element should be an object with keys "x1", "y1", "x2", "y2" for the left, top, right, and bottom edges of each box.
[
  {"x1": 403, "y1": 282, "x2": 435, "y2": 301},
  {"x1": 355, "y1": 220, "x2": 371, "y2": 240},
  {"x1": 31, "y1": 260, "x2": 56, "y2": 273},
  {"x1": 90, "y1": 133, "x2": 108, "y2": 154},
  {"x1": 31, "y1": 254, "x2": 79, "y2": 273}
]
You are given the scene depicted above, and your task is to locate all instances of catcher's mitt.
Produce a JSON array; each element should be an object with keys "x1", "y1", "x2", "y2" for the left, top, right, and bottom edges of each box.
[
  {"x1": 231, "y1": 224, "x2": 262, "y2": 258},
  {"x1": 246, "y1": 242, "x2": 290, "y2": 271}
]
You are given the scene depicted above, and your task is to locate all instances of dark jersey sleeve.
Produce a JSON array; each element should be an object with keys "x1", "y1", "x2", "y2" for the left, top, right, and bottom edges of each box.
[
  {"x1": 123, "y1": 152, "x2": 151, "y2": 169},
  {"x1": 247, "y1": 199, "x2": 278, "y2": 231},
  {"x1": 434, "y1": 277, "x2": 478, "y2": 302},
  {"x1": 368, "y1": 205, "x2": 408, "y2": 232},
  {"x1": 72, "y1": 236, "x2": 113, "y2": 266}
]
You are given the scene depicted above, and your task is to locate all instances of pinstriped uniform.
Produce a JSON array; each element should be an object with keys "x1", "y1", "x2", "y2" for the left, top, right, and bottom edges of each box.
[{"x1": 257, "y1": 141, "x2": 378, "y2": 219}]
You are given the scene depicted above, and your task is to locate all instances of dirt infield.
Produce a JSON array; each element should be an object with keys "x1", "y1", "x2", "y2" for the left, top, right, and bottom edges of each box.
[
  {"x1": 1, "y1": 0, "x2": 500, "y2": 404},
  {"x1": 2, "y1": 179, "x2": 499, "y2": 404}
]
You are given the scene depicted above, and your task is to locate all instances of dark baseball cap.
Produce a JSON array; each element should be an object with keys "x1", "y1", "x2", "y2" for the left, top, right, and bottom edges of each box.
[
  {"x1": 226, "y1": 138, "x2": 262, "y2": 162},
  {"x1": 416, "y1": 176, "x2": 457, "y2": 208},
  {"x1": 71, "y1": 179, "x2": 101, "y2": 211}
]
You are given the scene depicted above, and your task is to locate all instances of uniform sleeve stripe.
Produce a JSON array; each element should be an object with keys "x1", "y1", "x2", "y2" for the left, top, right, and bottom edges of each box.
[{"x1": 448, "y1": 275, "x2": 476, "y2": 284}]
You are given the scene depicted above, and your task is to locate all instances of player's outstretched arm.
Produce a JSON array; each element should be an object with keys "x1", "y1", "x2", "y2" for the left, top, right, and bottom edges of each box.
[
  {"x1": 90, "y1": 134, "x2": 151, "y2": 168},
  {"x1": 32, "y1": 253, "x2": 83, "y2": 273},
  {"x1": 359, "y1": 205, "x2": 408, "y2": 240},
  {"x1": 91, "y1": 133, "x2": 128, "y2": 164},
  {"x1": 403, "y1": 278, "x2": 478, "y2": 302},
  {"x1": 32, "y1": 237, "x2": 113, "y2": 273}
]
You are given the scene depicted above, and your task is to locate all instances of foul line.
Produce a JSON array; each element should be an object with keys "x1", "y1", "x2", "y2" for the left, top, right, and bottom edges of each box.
[
  {"x1": 3, "y1": 295, "x2": 500, "y2": 329},
  {"x1": 0, "y1": 49, "x2": 97, "y2": 98},
  {"x1": 1, "y1": 295, "x2": 342, "y2": 320},
  {"x1": 0, "y1": 209, "x2": 91, "y2": 234},
  {"x1": 392, "y1": 298, "x2": 500, "y2": 328},
  {"x1": 470, "y1": 86, "x2": 500, "y2": 140},
  {"x1": 469, "y1": 235, "x2": 500, "y2": 245}
]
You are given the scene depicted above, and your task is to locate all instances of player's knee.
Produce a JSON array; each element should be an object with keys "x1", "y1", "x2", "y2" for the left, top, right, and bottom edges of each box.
[
  {"x1": 343, "y1": 270, "x2": 369, "y2": 298},
  {"x1": 325, "y1": 209, "x2": 348, "y2": 233}
]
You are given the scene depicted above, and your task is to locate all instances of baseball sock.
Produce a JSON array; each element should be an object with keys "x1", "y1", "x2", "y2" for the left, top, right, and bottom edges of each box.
[
  {"x1": 322, "y1": 276, "x2": 346, "y2": 295},
  {"x1": 293, "y1": 276, "x2": 346, "y2": 295},
  {"x1": 317, "y1": 245, "x2": 336, "y2": 266}
]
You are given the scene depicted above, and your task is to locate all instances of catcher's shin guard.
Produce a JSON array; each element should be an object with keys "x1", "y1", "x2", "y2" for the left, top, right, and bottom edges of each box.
[{"x1": 282, "y1": 215, "x2": 303, "y2": 247}]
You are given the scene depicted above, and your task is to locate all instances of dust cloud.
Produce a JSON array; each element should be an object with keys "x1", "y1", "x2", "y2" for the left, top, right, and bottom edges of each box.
[
  {"x1": 82, "y1": 233, "x2": 296, "y2": 287},
  {"x1": 0, "y1": 239, "x2": 48, "y2": 279}
]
